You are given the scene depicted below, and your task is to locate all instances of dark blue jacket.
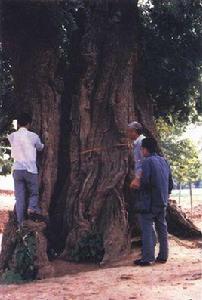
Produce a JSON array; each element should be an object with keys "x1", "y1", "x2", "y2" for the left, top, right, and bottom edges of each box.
[{"x1": 137, "y1": 154, "x2": 173, "y2": 213}]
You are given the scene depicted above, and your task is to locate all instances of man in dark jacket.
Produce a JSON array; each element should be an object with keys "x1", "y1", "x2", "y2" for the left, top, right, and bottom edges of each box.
[{"x1": 134, "y1": 138, "x2": 173, "y2": 266}]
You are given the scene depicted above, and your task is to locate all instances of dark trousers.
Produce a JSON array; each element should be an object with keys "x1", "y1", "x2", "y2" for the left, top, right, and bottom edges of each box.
[
  {"x1": 13, "y1": 170, "x2": 40, "y2": 224},
  {"x1": 138, "y1": 208, "x2": 168, "y2": 262}
]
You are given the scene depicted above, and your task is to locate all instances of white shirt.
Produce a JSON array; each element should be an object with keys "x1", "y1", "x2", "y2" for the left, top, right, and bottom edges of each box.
[
  {"x1": 133, "y1": 134, "x2": 145, "y2": 178},
  {"x1": 8, "y1": 127, "x2": 44, "y2": 174}
]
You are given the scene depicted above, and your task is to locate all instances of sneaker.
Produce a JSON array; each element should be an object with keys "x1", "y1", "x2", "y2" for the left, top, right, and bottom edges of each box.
[{"x1": 134, "y1": 259, "x2": 154, "y2": 266}]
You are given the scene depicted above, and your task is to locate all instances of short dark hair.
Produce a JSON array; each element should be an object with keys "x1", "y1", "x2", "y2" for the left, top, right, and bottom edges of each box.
[
  {"x1": 142, "y1": 138, "x2": 158, "y2": 153},
  {"x1": 17, "y1": 113, "x2": 32, "y2": 127},
  {"x1": 136, "y1": 128, "x2": 143, "y2": 135}
]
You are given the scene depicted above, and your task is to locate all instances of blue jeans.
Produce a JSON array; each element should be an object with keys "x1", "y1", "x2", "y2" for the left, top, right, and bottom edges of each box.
[
  {"x1": 13, "y1": 170, "x2": 41, "y2": 224},
  {"x1": 139, "y1": 209, "x2": 168, "y2": 262}
]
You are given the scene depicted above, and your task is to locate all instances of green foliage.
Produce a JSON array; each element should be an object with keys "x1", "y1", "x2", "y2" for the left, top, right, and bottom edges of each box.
[
  {"x1": 0, "y1": 127, "x2": 13, "y2": 175},
  {"x1": 1, "y1": 229, "x2": 37, "y2": 284},
  {"x1": 0, "y1": 47, "x2": 15, "y2": 133},
  {"x1": 0, "y1": 270, "x2": 24, "y2": 284},
  {"x1": 1, "y1": 0, "x2": 201, "y2": 133},
  {"x1": 13, "y1": 230, "x2": 37, "y2": 280},
  {"x1": 156, "y1": 118, "x2": 201, "y2": 184},
  {"x1": 0, "y1": 160, "x2": 12, "y2": 176},
  {"x1": 58, "y1": 0, "x2": 84, "y2": 61},
  {"x1": 0, "y1": 150, "x2": 12, "y2": 176},
  {"x1": 70, "y1": 232, "x2": 105, "y2": 263},
  {"x1": 139, "y1": 0, "x2": 202, "y2": 121},
  {"x1": 0, "y1": 48, "x2": 13, "y2": 104},
  {"x1": 0, "y1": 1, "x2": 80, "y2": 133}
]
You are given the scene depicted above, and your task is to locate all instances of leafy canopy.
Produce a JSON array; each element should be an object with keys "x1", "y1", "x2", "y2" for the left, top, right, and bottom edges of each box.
[
  {"x1": 0, "y1": 0, "x2": 201, "y2": 132},
  {"x1": 156, "y1": 117, "x2": 201, "y2": 184},
  {"x1": 139, "y1": 0, "x2": 202, "y2": 121}
]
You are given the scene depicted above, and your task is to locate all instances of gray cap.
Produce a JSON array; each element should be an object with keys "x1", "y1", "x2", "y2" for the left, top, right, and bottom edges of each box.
[{"x1": 128, "y1": 121, "x2": 143, "y2": 131}]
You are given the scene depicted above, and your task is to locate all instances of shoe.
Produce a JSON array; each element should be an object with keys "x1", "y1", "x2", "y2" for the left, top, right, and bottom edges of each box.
[
  {"x1": 134, "y1": 259, "x2": 154, "y2": 266},
  {"x1": 155, "y1": 258, "x2": 167, "y2": 264}
]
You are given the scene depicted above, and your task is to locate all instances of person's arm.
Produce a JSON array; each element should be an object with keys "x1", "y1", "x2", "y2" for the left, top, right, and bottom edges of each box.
[
  {"x1": 130, "y1": 142, "x2": 144, "y2": 189},
  {"x1": 134, "y1": 142, "x2": 143, "y2": 179},
  {"x1": 140, "y1": 158, "x2": 152, "y2": 190},
  {"x1": 165, "y1": 159, "x2": 173, "y2": 194},
  {"x1": 168, "y1": 168, "x2": 173, "y2": 195},
  {"x1": 130, "y1": 160, "x2": 143, "y2": 189},
  {"x1": 7, "y1": 133, "x2": 14, "y2": 144},
  {"x1": 35, "y1": 135, "x2": 44, "y2": 151},
  {"x1": 135, "y1": 162, "x2": 143, "y2": 179}
]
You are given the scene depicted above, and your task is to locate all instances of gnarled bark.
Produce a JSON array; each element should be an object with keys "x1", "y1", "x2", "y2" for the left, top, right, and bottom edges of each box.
[{"x1": 55, "y1": 0, "x2": 156, "y2": 263}]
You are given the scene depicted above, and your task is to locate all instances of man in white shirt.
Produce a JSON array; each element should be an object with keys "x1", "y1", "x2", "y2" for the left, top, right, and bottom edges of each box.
[{"x1": 8, "y1": 113, "x2": 44, "y2": 225}]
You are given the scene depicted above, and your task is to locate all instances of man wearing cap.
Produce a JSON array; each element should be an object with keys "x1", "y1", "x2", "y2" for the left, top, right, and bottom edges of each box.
[{"x1": 127, "y1": 122, "x2": 157, "y2": 262}]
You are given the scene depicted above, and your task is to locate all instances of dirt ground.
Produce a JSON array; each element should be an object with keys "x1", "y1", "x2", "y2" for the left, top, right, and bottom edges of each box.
[{"x1": 0, "y1": 193, "x2": 201, "y2": 300}]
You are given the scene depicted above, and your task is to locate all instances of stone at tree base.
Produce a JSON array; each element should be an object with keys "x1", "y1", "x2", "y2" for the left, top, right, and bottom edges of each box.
[
  {"x1": 0, "y1": 212, "x2": 17, "y2": 273},
  {"x1": 22, "y1": 220, "x2": 55, "y2": 280},
  {"x1": 0, "y1": 213, "x2": 54, "y2": 281}
]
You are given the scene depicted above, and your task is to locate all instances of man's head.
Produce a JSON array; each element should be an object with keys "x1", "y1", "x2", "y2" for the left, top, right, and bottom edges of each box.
[
  {"x1": 141, "y1": 137, "x2": 158, "y2": 157},
  {"x1": 127, "y1": 122, "x2": 143, "y2": 141},
  {"x1": 17, "y1": 113, "x2": 32, "y2": 129}
]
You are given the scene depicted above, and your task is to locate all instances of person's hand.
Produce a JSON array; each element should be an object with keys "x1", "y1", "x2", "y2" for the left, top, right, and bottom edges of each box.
[{"x1": 130, "y1": 177, "x2": 140, "y2": 189}]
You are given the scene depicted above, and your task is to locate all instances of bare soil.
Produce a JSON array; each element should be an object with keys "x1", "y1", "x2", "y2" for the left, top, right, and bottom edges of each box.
[{"x1": 0, "y1": 193, "x2": 201, "y2": 300}]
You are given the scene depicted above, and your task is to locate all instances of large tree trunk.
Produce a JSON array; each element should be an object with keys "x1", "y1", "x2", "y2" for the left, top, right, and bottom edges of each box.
[
  {"x1": 1, "y1": 0, "x2": 201, "y2": 275},
  {"x1": 52, "y1": 0, "x2": 157, "y2": 263}
]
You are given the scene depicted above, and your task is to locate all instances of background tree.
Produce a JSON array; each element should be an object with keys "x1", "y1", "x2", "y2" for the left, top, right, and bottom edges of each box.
[
  {"x1": 156, "y1": 117, "x2": 201, "y2": 205},
  {"x1": 0, "y1": 47, "x2": 15, "y2": 133},
  {"x1": 139, "y1": 0, "x2": 202, "y2": 121},
  {"x1": 0, "y1": 141, "x2": 12, "y2": 176}
]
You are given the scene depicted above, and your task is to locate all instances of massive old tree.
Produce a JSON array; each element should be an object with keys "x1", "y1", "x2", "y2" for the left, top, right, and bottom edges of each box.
[{"x1": 0, "y1": 0, "x2": 201, "y2": 274}]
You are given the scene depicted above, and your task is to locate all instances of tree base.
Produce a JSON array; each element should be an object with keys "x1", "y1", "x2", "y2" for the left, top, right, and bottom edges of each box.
[
  {"x1": 0, "y1": 212, "x2": 54, "y2": 281},
  {"x1": 0, "y1": 201, "x2": 201, "y2": 281}
]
